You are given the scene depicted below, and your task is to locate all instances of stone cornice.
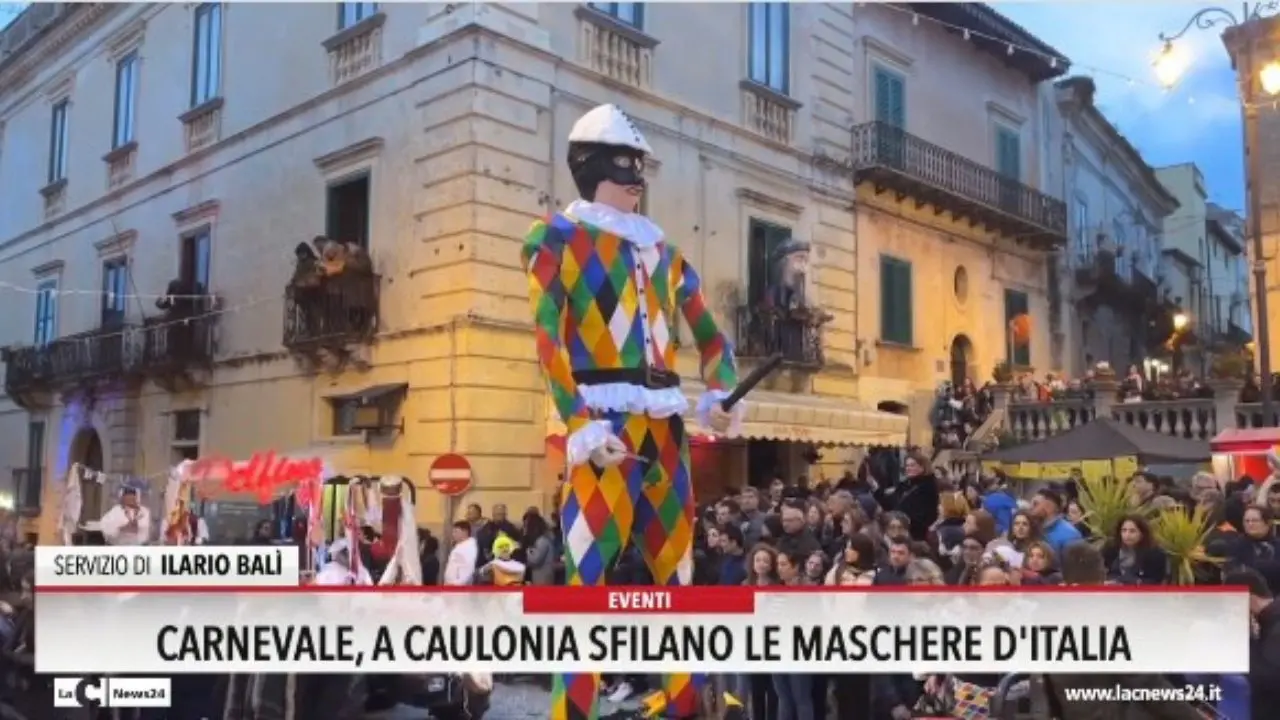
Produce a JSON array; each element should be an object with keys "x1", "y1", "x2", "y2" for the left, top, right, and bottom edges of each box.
[
  {"x1": 313, "y1": 137, "x2": 384, "y2": 174},
  {"x1": 94, "y1": 229, "x2": 136, "y2": 258},
  {"x1": 31, "y1": 259, "x2": 65, "y2": 277},
  {"x1": 735, "y1": 187, "x2": 803, "y2": 217},
  {"x1": 172, "y1": 199, "x2": 221, "y2": 228},
  {"x1": 0, "y1": 4, "x2": 116, "y2": 94},
  {"x1": 104, "y1": 17, "x2": 146, "y2": 63}
]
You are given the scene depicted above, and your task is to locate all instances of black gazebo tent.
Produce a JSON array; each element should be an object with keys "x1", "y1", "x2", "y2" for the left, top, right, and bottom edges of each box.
[{"x1": 983, "y1": 417, "x2": 1211, "y2": 466}]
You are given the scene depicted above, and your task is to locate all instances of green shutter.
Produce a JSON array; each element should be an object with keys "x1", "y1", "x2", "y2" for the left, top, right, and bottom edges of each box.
[
  {"x1": 896, "y1": 260, "x2": 912, "y2": 345},
  {"x1": 748, "y1": 219, "x2": 791, "y2": 304},
  {"x1": 996, "y1": 127, "x2": 1021, "y2": 180},
  {"x1": 874, "y1": 67, "x2": 905, "y2": 128},
  {"x1": 880, "y1": 256, "x2": 913, "y2": 345}
]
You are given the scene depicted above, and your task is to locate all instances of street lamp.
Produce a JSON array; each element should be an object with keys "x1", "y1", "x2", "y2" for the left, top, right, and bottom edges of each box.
[
  {"x1": 1262, "y1": 60, "x2": 1280, "y2": 94},
  {"x1": 1173, "y1": 312, "x2": 1190, "y2": 331},
  {"x1": 1157, "y1": 2, "x2": 1280, "y2": 423}
]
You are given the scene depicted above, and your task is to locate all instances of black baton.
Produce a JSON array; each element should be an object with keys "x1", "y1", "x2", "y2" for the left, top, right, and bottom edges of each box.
[{"x1": 721, "y1": 353, "x2": 784, "y2": 411}]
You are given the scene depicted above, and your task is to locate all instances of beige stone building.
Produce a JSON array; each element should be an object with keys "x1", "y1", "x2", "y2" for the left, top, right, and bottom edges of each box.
[
  {"x1": 0, "y1": 2, "x2": 1068, "y2": 542},
  {"x1": 1223, "y1": 16, "x2": 1279, "y2": 394}
]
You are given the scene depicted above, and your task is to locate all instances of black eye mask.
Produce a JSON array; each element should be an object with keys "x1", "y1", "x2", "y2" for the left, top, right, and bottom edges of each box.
[
  {"x1": 604, "y1": 153, "x2": 646, "y2": 187},
  {"x1": 569, "y1": 142, "x2": 648, "y2": 200}
]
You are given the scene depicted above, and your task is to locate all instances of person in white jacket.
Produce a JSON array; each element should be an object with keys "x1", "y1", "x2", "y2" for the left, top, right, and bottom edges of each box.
[
  {"x1": 98, "y1": 484, "x2": 152, "y2": 546},
  {"x1": 444, "y1": 520, "x2": 478, "y2": 585},
  {"x1": 315, "y1": 538, "x2": 372, "y2": 586}
]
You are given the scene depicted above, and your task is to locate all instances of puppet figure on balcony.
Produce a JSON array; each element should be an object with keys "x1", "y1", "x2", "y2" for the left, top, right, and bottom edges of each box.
[
  {"x1": 767, "y1": 238, "x2": 810, "y2": 313},
  {"x1": 521, "y1": 103, "x2": 744, "y2": 720}
]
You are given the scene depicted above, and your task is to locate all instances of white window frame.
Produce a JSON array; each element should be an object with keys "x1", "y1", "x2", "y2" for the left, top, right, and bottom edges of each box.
[
  {"x1": 589, "y1": 2, "x2": 643, "y2": 28},
  {"x1": 48, "y1": 99, "x2": 69, "y2": 184},
  {"x1": 170, "y1": 408, "x2": 202, "y2": 463},
  {"x1": 338, "y1": 2, "x2": 376, "y2": 30},
  {"x1": 747, "y1": 2, "x2": 790, "y2": 94},
  {"x1": 33, "y1": 279, "x2": 58, "y2": 346},
  {"x1": 191, "y1": 3, "x2": 223, "y2": 107},
  {"x1": 1074, "y1": 196, "x2": 1090, "y2": 263},
  {"x1": 113, "y1": 51, "x2": 139, "y2": 148},
  {"x1": 101, "y1": 256, "x2": 129, "y2": 327}
]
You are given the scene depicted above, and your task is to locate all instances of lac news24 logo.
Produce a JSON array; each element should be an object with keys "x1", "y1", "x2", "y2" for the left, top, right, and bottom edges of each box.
[{"x1": 53, "y1": 677, "x2": 171, "y2": 708}]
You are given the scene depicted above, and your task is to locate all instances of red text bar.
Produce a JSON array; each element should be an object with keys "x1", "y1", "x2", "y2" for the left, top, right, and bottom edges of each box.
[{"x1": 523, "y1": 586, "x2": 755, "y2": 614}]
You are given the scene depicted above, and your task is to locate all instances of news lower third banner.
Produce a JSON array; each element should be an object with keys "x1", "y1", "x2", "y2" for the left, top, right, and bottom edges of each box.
[
  {"x1": 35, "y1": 545, "x2": 300, "y2": 587},
  {"x1": 35, "y1": 587, "x2": 1248, "y2": 675}
]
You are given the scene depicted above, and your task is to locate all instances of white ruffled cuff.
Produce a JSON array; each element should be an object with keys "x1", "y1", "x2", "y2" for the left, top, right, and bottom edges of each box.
[
  {"x1": 696, "y1": 390, "x2": 744, "y2": 437},
  {"x1": 566, "y1": 419, "x2": 614, "y2": 467}
]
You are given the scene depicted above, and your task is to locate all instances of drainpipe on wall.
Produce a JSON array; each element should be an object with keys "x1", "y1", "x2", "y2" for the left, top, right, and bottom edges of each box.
[{"x1": 848, "y1": 125, "x2": 860, "y2": 381}]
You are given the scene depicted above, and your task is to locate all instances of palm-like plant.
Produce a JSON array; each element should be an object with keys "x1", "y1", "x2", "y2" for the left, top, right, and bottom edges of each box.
[
  {"x1": 1075, "y1": 474, "x2": 1136, "y2": 543},
  {"x1": 1151, "y1": 505, "x2": 1221, "y2": 586}
]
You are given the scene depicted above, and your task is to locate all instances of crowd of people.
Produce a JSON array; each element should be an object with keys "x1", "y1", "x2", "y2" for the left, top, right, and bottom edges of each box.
[
  {"x1": 0, "y1": 520, "x2": 37, "y2": 720},
  {"x1": 930, "y1": 380, "x2": 995, "y2": 450},
  {"x1": 7, "y1": 455, "x2": 1280, "y2": 719},
  {"x1": 1007, "y1": 364, "x2": 1238, "y2": 405},
  {"x1": 652, "y1": 456, "x2": 1278, "y2": 720}
]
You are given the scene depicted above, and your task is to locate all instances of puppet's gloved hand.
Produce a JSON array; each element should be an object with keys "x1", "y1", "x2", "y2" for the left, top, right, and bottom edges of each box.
[{"x1": 589, "y1": 434, "x2": 629, "y2": 468}]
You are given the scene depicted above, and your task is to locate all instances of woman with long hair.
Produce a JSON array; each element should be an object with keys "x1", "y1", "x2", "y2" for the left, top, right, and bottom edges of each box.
[
  {"x1": 895, "y1": 452, "x2": 939, "y2": 542},
  {"x1": 1019, "y1": 540, "x2": 1062, "y2": 585},
  {"x1": 825, "y1": 532, "x2": 877, "y2": 586},
  {"x1": 1102, "y1": 514, "x2": 1166, "y2": 585}
]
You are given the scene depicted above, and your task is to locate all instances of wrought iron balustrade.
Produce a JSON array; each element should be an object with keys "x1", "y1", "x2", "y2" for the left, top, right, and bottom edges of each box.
[
  {"x1": 841, "y1": 122, "x2": 1068, "y2": 242},
  {"x1": 3, "y1": 326, "x2": 140, "y2": 400},
  {"x1": 284, "y1": 272, "x2": 380, "y2": 349},
  {"x1": 139, "y1": 306, "x2": 216, "y2": 373},
  {"x1": 735, "y1": 305, "x2": 826, "y2": 367},
  {"x1": 45, "y1": 326, "x2": 139, "y2": 382},
  {"x1": 2, "y1": 344, "x2": 53, "y2": 397}
]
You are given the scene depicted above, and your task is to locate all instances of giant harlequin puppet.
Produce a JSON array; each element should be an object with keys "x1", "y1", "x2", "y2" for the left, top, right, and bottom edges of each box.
[{"x1": 522, "y1": 104, "x2": 744, "y2": 720}]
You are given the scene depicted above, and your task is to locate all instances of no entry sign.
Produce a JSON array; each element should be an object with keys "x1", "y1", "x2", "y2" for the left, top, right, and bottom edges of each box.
[{"x1": 428, "y1": 453, "x2": 473, "y2": 497}]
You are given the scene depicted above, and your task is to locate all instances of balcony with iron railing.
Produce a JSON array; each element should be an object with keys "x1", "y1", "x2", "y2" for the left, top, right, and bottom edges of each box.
[
  {"x1": 2, "y1": 326, "x2": 140, "y2": 404},
  {"x1": 284, "y1": 272, "x2": 380, "y2": 351},
  {"x1": 137, "y1": 310, "x2": 216, "y2": 381},
  {"x1": 734, "y1": 304, "x2": 828, "y2": 368},
  {"x1": 826, "y1": 122, "x2": 1068, "y2": 248},
  {"x1": 1072, "y1": 245, "x2": 1156, "y2": 311}
]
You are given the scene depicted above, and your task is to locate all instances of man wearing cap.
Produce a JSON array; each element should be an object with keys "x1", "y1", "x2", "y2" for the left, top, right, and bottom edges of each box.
[{"x1": 521, "y1": 103, "x2": 743, "y2": 719}]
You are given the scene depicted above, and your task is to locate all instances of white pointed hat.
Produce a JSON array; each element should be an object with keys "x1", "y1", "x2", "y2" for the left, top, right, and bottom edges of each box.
[{"x1": 568, "y1": 104, "x2": 654, "y2": 156}]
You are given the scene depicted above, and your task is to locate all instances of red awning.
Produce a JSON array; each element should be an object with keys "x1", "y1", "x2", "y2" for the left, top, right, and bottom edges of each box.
[{"x1": 1211, "y1": 427, "x2": 1280, "y2": 453}]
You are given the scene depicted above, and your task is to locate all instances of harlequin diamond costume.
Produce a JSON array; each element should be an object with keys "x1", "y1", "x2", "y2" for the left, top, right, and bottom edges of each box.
[{"x1": 522, "y1": 104, "x2": 744, "y2": 720}]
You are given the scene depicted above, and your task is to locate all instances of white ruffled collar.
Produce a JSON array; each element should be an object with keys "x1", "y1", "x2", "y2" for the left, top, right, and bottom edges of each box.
[{"x1": 563, "y1": 199, "x2": 664, "y2": 248}]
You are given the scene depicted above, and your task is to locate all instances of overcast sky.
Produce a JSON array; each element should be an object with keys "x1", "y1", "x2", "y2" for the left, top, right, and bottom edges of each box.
[{"x1": 0, "y1": 2, "x2": 1249, "y2": 210}]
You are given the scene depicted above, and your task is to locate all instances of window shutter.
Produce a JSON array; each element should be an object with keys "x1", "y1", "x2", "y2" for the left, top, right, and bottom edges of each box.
[
  {"x1": 897, "y1": 261, "x2": 912, "y2": 344},
  {"x1": 880, "y1": 257, "x2": 912, "y2": 344},
  {"x1": 887, "y1": 74, "x2": 905, "y2": 128},
  {"x1": 997, "y1": 129, "x2": 1021, "y2": 180},
  {"x1": 879, "y1": 258, "x2": 891, "y2": 340},
  {"x1": 874, "y1": 69, "x2": 892, "y2": 125}
]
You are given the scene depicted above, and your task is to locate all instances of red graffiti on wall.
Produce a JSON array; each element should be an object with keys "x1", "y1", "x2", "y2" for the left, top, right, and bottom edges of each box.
[{"x1": 190, "y1": 452, "x2": 325, "y2": 505}]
